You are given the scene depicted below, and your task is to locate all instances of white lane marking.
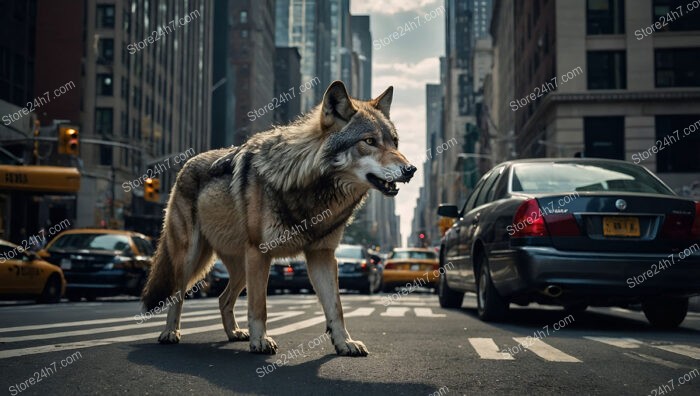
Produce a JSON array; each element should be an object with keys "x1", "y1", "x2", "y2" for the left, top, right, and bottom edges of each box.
[
  {"x1": 0, "y1": 309, "x2": 226, "y2": 334},
  {"x1": 268, "y1": 307, "x2": 372, "y2": 336},
  {"x1": 585, "y1": 337, "x2": 643, "y2": 349},
  {"x1": 380, "y1": 307, "x2": 410, "y2": 317},
  {"x1": 652, "y1": 344, "x2": 700, "y2": 360},
  {"x1": 414, "y1": 308, "x2": 445, "y2": 317},
  {"x1": 0, "y1": 311, "x2": 304, "y2": 360},
  {"x1": 0, "y1": 312, "x2": 238, "y2": 343},
  {"x1": 623, "y1": 352, "x2": 688, "y2": 370},
  {"x1": 345, "y1": 308, "x2": 375, "y2": 317},
  {"x1": 512, "y1": 337, "x2": 581, "y2": 362},
  {"x1": 468, "y1": 338, "x2": 514, "y2": 360}
]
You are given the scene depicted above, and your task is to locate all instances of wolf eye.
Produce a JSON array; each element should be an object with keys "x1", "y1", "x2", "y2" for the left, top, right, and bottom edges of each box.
[{"x1": 364, "y1": 138, "x2": 376, "y2": 146}]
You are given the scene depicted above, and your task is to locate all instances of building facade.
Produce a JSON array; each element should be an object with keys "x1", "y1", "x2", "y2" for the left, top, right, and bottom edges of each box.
[{"x1": 507, "y1": 0, "x2": 700, "y2": 195}]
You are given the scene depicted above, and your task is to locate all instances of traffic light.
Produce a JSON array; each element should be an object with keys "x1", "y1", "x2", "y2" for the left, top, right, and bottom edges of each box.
[
  {"x1": 58, "y1": 124, "x2": 79, "y2": 155},
  {"x1": 144, "y1": 178, "x2": 160, "y2": 202},
  {"x1": 419, "y1": 233, "x2": 425, "y2": 240}
]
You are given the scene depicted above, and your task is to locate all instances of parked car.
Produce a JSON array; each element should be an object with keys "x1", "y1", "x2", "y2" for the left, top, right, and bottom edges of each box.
[
  {"x1": 268, "y1": 255, "x2": 313, "y2": 294},
  {"x1": 383, "y1": 248, "x2": 439, "y2": 292},
  {"x1": 438, "y1": 158, "x2": 700, "y2": 328},
  {"x1": 204, "y1": 260, "x2": 230, "y2": 297},
  {"x1": 40, "y1": 229, "x2": 154, "y2": 301},
  {"x1": 336, "y1": 244, "x2": 383, "y2": 294},
  {"x1": 0, "y1": 239, "x2": 65, "y2": 303}
]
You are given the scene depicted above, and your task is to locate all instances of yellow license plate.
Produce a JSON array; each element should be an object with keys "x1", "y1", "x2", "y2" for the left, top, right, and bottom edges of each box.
[{"x1": 603, "y1": 217, "x2": 640, "y2": 237}]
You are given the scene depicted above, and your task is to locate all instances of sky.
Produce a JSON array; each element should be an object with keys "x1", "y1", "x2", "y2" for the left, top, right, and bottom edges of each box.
[{"x1": 351, "y1": 0, "x2": 445, "y2": 246}]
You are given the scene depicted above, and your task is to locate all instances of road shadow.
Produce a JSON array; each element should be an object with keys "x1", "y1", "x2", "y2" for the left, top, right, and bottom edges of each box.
[{"x1": 127, "y1": 341, "x2": 438, "y2": 395}]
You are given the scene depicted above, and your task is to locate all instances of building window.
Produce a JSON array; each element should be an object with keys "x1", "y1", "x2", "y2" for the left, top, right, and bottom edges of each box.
[
  {"x1": 587, "y1": 51, "x2": 626, "y2": 89},
  {"x1": 584, "y1": 116, "x2": 625, "y2": 159},
  {"x1": 96, "y1": 4, "x2": 115, "y2": 28},
  {"x1": 653, "y1": 0, "x2": 700, "y2": 31},
  {"x1": 97, "y1": 74, "x2": 113, "y2": 96},
  {"x1": 98, "y1": 38, "x2": 114, "y2": 63},
  {"x1": 655, "y1": 115, "x2": 700, "y2": 173},
  {"x1": 241, "y1": 29, "x2": 248, "y2": 38},
  {"x1": 95, "y1": 108, "x2": 113, "y2": 135},
  {"x1": 655, "y1": 48, "x2": 700, "y2": 87},
  {"x1": 587, "y1": 0, "x2": 625, "y2": 34},
  {"x1": 99, "y1": 146, "x2": 113, "y2": 166},
  {"x1": 240, "y1": 11, "x2": 248, "y2": 23}
]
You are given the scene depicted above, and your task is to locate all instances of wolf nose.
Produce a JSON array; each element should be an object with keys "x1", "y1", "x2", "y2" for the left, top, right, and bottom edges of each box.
[{"x1": 402, "y1": 165, "x2": 417, "y2": 179}]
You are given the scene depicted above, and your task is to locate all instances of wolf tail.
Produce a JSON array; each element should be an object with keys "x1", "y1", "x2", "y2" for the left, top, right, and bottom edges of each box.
[
  {"x1": 141, "y1": 150, "x2": 223, "y2": 311},
  {"x1": 141, "y1": 229, "x2": 176, "y2": 311}
]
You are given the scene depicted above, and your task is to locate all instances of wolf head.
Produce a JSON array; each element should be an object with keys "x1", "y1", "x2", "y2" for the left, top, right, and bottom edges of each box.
[{"x1": 321, "y1": 81, "x2": 416, "y2": 197}]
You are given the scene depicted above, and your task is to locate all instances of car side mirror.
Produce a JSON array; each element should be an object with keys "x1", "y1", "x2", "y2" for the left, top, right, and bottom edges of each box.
[{"x1": 437, "y1": 204, "x2": 460, "y2": 218}]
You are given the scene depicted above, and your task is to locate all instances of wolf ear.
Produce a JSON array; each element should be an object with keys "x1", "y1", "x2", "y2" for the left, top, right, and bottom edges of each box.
[
  {"x1": 371, "y1": 86, "x2": 393, "y2": 118},
  {"x1": 322, "y1": 81, "x2": 357, "y2": 128}
]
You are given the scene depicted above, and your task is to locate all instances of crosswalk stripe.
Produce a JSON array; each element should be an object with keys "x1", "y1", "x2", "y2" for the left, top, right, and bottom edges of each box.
[
  {"x1": 584, "y1": 337, "x2": 643, "y2": 349},
  {"x1": 267, "y1": 307, "x2": 373, "y2": 336},
  {"x1": 623, "y1": 352, "x2": 688, "y2": 370},
  {"x1": 652, "y1": 344, "x2": 700, "y2": 360},
  {"x1": 381, "y1": 307, "x2": 410, "y2": 317},
  {"x1": 0, "y1": 313, "x2": 233, "y2": 343},
  {"x1": 414, "y1": 308, "x2": 445, "y2": 317},
  {"x1": 0, "y1": 308, "x2": 225, "y2": 334},
  {"x1": 512, "y1": 337, "x2": 581, "y2": 362},
  {"x1": 468, "y1": 338, "x2": 514, "y2": 360},
  {"x1": 0, "y1": 310, "x2": 304, "y2": 360},
  {"x1": 345, "y1": 308, "x2": 375, "y2": 317}
]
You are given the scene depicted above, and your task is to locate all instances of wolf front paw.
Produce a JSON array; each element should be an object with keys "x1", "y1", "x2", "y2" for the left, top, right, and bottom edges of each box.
[
  {"x1": 335, "y1": 340, "x2": 369, "y2": 356},
  {"x1": 158, "y1": 330, "x2": 181, "y2": 344},
  {"x1": 227, "y1": 329, "x2": 250, "y2": 342},
  {"x1": 250, "y1": 336, "x2": 278, "y2": 354}
]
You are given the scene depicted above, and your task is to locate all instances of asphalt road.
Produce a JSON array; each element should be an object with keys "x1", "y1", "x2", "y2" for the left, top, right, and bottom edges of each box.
[{"x1": 1, "y1": 292, "x2": 699, "y2": 396}]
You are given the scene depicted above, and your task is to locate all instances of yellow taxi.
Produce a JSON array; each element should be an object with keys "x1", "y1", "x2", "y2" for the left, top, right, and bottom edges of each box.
[
  {"x1": 0, "y1": 239, "x2": 66, "y2": 303},
  {"x1": 382, "y1": 248, "x2": 439, "y2": 292}
]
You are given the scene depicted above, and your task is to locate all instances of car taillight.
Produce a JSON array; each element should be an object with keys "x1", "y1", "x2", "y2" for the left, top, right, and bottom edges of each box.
[
  {"x1": 692, "y1": 202, "x2": 700, "y2": 239},
  {"x1": 511, "y1": 199, "x2": 548, "y2": 237},
  {"x1": 545, "y1": 214, "x2": 581, "y2": 236},
  {"x1": 661, "y1": 213, "x2": 694, "y2": 239},
  {"x1": 360, "y1": 261, "x2": 367, "y2": 269},
  {"x1": 384, "y1": 262, "x2": 394, "y2": 270}
]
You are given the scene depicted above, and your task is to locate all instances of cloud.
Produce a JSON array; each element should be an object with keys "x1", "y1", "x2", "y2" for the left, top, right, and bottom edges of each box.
[
  {"x1": 373, "y1": 58, "x2": 441, "y2": 90},
  {"x1": 351, "y1": 0, "x2": 442, "y2": 15}
]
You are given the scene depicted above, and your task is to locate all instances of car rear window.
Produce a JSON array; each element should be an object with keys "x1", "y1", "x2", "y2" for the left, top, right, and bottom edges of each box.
[
  {"x1": 392, "y1": 251, "x2": 437, "y2": 259},
  {"x1": 335, "y1": 246, "x2": 364, "y2": 259},
  {"x1": 50, "y1": 234, "x2": 132, "y2": 252},
  {"x1": 511, "y1": 162, "x2": 674, "y2": 195}
]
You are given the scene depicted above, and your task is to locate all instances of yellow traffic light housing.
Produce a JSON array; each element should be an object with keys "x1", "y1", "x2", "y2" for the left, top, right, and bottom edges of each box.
[
  {"x1": 58, "y1": 124, "x2": 79, "y2": 155},
  {"x1": 144, "y1": 178, "x2": 160, "y2": 202}
]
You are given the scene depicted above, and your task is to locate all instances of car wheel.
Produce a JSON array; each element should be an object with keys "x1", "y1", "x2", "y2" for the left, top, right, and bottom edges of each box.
[
  {"x1": 564, "y1": 304, "x2": 588, "y2": 313},
  {"x1": 476, "y1": 254, "x2": 509, "y2": 321},
  {"x1": 38, "y1": 274, "x2": 62, "y2": 304},
  {"x1": 67, "y1": 291, "x2": 82, "y2": 302},
  {"x1": 642, "y1": 297, "x2": 688, "y2": 329},
  {"x1": 438, "y1": 265, "x2": 464, "y2": 308}
]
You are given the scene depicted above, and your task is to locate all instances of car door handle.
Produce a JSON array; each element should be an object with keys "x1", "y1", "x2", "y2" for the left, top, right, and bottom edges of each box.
[{"x1": 471, "y1": 216, "x2": 480, "y2": 225}]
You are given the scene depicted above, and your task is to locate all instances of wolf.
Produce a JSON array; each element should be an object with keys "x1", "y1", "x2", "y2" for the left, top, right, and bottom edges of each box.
[{"x1": 141, "y1": 81, "x2": 416, "y2": 356}]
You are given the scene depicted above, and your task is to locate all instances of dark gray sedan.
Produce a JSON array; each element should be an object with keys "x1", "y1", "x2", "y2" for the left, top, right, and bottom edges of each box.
[{"x1": 438, "y1": 158, "x2": 700, "y2": 328}]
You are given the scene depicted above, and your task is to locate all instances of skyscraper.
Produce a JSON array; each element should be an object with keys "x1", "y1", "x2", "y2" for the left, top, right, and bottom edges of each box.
[
  {"x1": 351, "y1": 15, "x2": 372, "y2": 100},
  {"x1": 276, "y1": 0, "x2": 331, "y2": 111}
]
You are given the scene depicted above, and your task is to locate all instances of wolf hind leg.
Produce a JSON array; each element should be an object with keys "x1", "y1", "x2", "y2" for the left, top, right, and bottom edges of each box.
[
  {"x1": 159, "y1": 226, "x2": 213, "y2": 344},
  {"x1": 217, "y1": 253, "x2": 249, "y2": 341},
  {"x1": 245, "y1": 246, "x2": 277, "y2": 354}
]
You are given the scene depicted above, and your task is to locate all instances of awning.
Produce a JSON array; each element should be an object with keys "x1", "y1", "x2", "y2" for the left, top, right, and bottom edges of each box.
[{"x1": 0, "y1": 165, "x2": 80, "y2": 193}]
